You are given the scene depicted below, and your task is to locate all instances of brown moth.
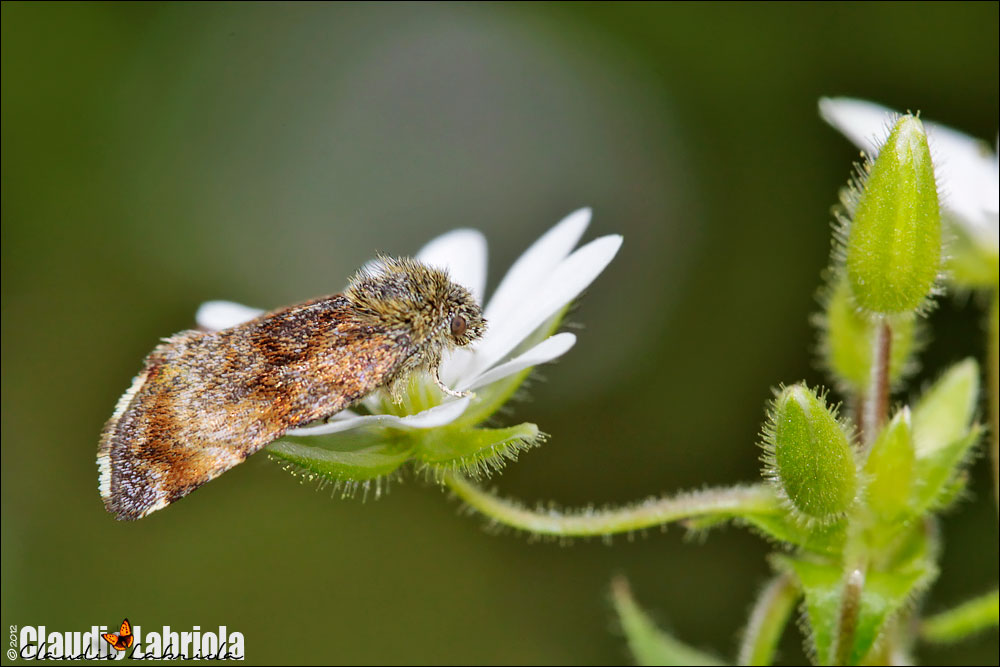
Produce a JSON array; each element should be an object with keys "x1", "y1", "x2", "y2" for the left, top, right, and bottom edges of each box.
[{"x1": 98, "y1": 256, "x2": 486, "y2": 520}]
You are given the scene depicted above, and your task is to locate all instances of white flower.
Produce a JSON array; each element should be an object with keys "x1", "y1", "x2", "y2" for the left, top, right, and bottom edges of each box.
[
  {"x1": 196, "y1": 208, "x2": 622, "y2": 436},
  {"x1": 819, "y1": 96, "x2": 999, "y2": 254}
]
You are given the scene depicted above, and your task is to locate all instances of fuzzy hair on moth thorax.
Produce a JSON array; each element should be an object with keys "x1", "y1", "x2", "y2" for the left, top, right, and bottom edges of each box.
[
  {"x1": 347, "y1": 256, "x2": 486, "y2": 349},
  {"x1": 344, "y1": 256, "x2": 487, "y2": 400},
  {"x1": 98, "y1": 256, "x2": 486, "y2": 520}
]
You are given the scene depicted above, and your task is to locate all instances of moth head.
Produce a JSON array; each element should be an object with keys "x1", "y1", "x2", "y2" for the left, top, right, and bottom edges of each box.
[
  {"x1": 441, "y1": 286, "x2": 486, "y2": 348},
  {"x1": 347, "y1": 256, "x2": 487, "y2": 349}
]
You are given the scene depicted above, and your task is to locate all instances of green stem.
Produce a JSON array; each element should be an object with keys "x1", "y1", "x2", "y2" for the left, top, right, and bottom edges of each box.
[
  {"x1": 444, "y1": 475, "x2": 779, "y2": 537},
  {"x1": 920, "y1": 589, "x2": 999, "y2": 644},
  {"x1": 737, "y1": 572, "x2": 799, "y2": 666},
  {"x1": 988, "y1": 288, "x2": 999, "y2": 515},
  {"x1": 862, "y1": 319, "x2": 891, "y2": 449},
  {"x1": 832, "y1": 567, "x2": 865, "y2": 666}
]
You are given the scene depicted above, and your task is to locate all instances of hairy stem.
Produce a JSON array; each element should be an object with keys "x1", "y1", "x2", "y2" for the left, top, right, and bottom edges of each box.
[
  {"x1": 738, "y1": 572, "x2": 799, "y2": 666},
  {"x1": 444, "y1": 475, "x2": 779, "y2": 537},
  {"x1": 852, "y1": 393, "x2": 866, "y2": 450},
  {"x1": 833, "y1": 567, "x2": 865, "y2": 666},
  {"x1": 920, "y1": 588, "x2": 999, "y2": 644},
  {"x1": 863, "y1": 320, "x2": 891, "y2": 448}
]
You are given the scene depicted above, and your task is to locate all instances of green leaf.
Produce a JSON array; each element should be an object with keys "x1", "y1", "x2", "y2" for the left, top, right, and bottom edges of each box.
[
  {"x1": 611, "y1": 577, "x2": 725, "y2": 666},
  {"x1": 921, "y1": 589, "x2": 1000, "y2": 644},
  {"x1": 268, "y1": 428, "x2": 415, "y2": 491},
  {"x1": 774, "y1": 557, "x2": 841, "y2": 665},
  {"x1": 738, "y1": 573, "x2": 800, "y2": 666},
  {"x1": 863, "y1": 408, "x2": 915, "y2": 521},
  {"x1": 414, "y1": 422, "x2": 542, "y2": 479},
  {"x1": 849, "y1": 568, "x2": 932, "y2": 665},
  {"x1": 762, "y1": 385, "x2": 857, "y2": 522},
  {"x1": 913, "y1": 426, "x2": 982, "y2": 512},
  {"x1": 777, "y1": 555, "x2": 935, "y2": 665},
  {"x1": 909, "y1": 359, "x2": 982, "y2": 511},
  {"x1": 911, "y1": 359, "x2": 979, "y2": 459},
  {"x1": 817, "y1": 276, "x2": 919, "y2": 393},
  {"x1": 844, "y1": 115, "x2": 941, "y2": 314}
]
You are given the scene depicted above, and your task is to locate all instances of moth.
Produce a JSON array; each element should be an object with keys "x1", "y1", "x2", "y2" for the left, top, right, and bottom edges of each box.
[
  {"x1": 98, "y1": 256, "x2": 486, "y2": 521},
  {"x1": 102, "y1": 618, "x2": 134, "y2": 651}
]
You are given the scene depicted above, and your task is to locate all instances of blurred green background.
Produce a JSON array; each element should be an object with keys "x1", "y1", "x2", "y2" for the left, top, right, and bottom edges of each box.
[{"x1": 2, "y1": 2, "x2": 997, "y2": 664}]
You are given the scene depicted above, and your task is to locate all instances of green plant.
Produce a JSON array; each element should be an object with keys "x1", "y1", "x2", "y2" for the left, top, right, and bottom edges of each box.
[{"x1": 196, "y1": 100, "x2": 998, "y2": 665}]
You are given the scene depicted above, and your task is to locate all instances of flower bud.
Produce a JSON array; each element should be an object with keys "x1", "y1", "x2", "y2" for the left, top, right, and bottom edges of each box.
[
  {"x1": 845, "y1": 115, "x2": 941, "y2": 314},
  {"x1": 763, "y1": 385, "x2": 857, "y2": 522}
]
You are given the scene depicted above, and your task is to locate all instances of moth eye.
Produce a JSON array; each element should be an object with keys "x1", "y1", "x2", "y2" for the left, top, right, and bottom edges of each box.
[{"x1": 450, "y1": 315, "x2": 467, "y2": 338}]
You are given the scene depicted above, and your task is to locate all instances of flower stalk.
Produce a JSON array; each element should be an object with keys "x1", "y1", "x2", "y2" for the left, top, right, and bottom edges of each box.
[
  {"x1": 833, "y1": 567, "x2": 865, "y2": 666},
  {"x1": 863, "y1": 319, "x2": 892, "y2": 448},
  {"x1": 737, "y1": 572, "x2": 800, "y2": 666},
  {"x1": 445, "y1": 474, "x2": 779, "y2": 537}
]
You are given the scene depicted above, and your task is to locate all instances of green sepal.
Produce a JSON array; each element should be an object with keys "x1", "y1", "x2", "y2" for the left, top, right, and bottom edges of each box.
[
  {"x1": 268, "y1": 429, "x2": 415, "y2": 490},
  {"x1": 776, "y1": 552, "x2": 935, "y2": 665},
  {"x1": 863, "y1": 408, "x2": 915, "y2": 521},
  {"x1": 413, "y1": 422, "x2": 542, "y2": 479},
  {"x1": 818, "y1": 275, "x2": 919, "y2": 393},
  {"x1": 762, "y1": 385, "x2": 858, "y2": 522},
  {"x1": 844, "y1": 115, "x2": 941, "y2": 315},
  {"x1": 268, "y1": 422, "x2": 543, "y2": 490},
  {"x1": 611, "y1": 577, "x2": 725, "y2": 666}
]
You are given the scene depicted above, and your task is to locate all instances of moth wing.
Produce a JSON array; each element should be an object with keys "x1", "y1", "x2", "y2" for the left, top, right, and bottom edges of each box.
[
  {"x1": 102, "y1": 633, "x2": 123, "y2": 650},
  {"x1": 99, "y1": 296, "x2": 409, "y2": 520},
  {"x1": 119, "y1": 618, "x2": 132, "y2": 637}
]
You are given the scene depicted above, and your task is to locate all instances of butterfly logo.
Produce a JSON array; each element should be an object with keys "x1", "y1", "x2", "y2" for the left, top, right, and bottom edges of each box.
[{"x1": 101, "y1": 618, "x2": 134, "y2": 651}]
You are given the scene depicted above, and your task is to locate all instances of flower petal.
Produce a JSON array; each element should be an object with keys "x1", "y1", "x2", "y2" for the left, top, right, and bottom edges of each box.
[
  {"x1": 462, "y1": 332, "x2": 576, "y2": 391},
  {"x1": 287, "y1": 397, "x2": 470, "y2": 436},
  {"x1": 195, "y1": 300, "x2": 265, "y2": 331},
  {"x1": 463, "y1": 234, "x2": 623, "y2": 380},
  {"x1": 819, "y1": 97, "x2": 898, "y2": 156},
  {"x1": 484, "y1": 207, "x2": 592, "y2": 323},
  {"x1": 923, "y1": 121, "x2": 999, "y2": 248},
  {"x1": 439, "y1": 210, "x2": 589, "y2": 386},
  {"x1": 416, "y1": 228, "x2": 488, "y2": 305}
]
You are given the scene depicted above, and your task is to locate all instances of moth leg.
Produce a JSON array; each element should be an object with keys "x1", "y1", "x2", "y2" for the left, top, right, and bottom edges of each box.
[
  {"x1": 389, "y1": 380, "x2": 406, "y2": 405},
  {"x1": 432, "y1": 365, "x2": 473, "y2": 399}
]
